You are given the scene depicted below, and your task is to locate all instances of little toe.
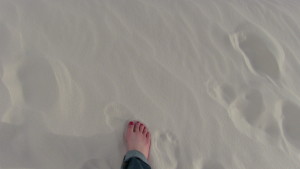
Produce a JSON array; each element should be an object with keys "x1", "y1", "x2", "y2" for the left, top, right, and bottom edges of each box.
[
  {"x1": 143, "y1": 127, "x2": 147, "y2": 135},
  {"x1": 146, "y1": 132, "x2": 151, "y2": 143},
  {"x1": 134, "y1": 121, "x2": 141, "y2": 132}
]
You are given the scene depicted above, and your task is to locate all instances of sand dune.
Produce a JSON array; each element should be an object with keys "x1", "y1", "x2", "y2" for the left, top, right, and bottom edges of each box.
[{"x1": 0, "y1": 0, "x2": 300, "y2": 169}]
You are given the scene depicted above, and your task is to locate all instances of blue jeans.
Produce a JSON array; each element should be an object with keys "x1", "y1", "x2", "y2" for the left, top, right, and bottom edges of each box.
[{"x1": 121, "y1": 150, "x2": 151, "y2": 169}]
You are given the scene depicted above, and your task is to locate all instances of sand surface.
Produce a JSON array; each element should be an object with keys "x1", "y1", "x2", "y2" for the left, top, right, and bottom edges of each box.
[{"x1": 1, "y1": 0, "x2": 300, "y2": 169}]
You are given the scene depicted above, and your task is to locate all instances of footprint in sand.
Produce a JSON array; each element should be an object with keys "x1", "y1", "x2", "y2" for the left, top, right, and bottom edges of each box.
[
  {"x1": 230, "y1": 23, "x2": 284, "y2": 81},
  {"x1": 151, "y1": 131, "x2": 179, "y2": 169},
  {"x1": 228, "y1": 88, "x2": 283, "y2": 145},
  {"x1": 17, "y1": 55, "x2": 59, "y2": 112},
  {"x1": 207, "y1": 81, "x2": 282, "y2": 144},
  {"x1": 104, "y1": 102, "x2": 134, "y2": 132},
  {"x1": 1, "y1": 55, "x2": 58, "y2": 124},
  {"x1": 228, "y1": 89, "x2": 266, "y2": 135},
  {"x1": 232, "y1": 89, "x2": 265, "y2": 125},
  {"x1": 206, "y1": 81, "x2": 236, "y2": 107},
  {"x1": 2, "y1": 54, "x2": 89, "y2": 136},
  {"x1": 207, "y1": 82, "x2": 264, "y2": 128},
  {"x1": 281, "y1": 101, "x2": 300, "y2": 151}
]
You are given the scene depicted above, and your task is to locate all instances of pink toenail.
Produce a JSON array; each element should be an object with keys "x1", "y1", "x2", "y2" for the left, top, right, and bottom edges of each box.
[{"x1": 129, "y1": 121, "x2": 134, "y2": 125}]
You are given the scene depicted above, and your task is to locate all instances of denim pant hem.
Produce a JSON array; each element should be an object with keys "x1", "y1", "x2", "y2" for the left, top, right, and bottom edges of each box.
[{"x1": 121, "y1": 150, "x2": 151, "y2": 169}]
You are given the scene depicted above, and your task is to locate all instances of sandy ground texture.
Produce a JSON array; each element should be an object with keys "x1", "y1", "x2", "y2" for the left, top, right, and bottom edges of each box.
[{"x1": 1, "y1": 0, "x2": 300, "y2": 169}]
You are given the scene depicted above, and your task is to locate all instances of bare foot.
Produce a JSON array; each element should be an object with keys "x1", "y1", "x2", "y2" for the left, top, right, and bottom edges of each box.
[{"x1": 125, "y1": 121, "x2": 151, "y2": 159}]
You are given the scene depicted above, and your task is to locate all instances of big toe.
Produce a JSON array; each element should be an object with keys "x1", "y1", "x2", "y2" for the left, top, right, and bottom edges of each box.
[{"x1": 127, "y1": 121, "x2": 134, "y2": 133}]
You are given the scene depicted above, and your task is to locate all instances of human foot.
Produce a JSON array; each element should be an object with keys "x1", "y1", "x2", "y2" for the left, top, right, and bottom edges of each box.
[{"x1": 125, "y1": 121, "x2": 151, "y2": 159}]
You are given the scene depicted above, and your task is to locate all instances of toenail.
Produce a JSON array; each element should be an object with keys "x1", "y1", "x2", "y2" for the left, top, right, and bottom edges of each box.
[{"x1": 129, "y1": 121, "x2": 134, "y2": 125}]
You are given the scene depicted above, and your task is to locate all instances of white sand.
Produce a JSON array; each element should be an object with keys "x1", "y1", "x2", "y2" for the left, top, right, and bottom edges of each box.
[{"x1": 0, "y1": 0, "x2": 300, "y2": 168}]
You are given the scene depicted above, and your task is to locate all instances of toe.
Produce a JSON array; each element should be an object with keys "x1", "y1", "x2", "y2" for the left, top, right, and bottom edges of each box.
[
  {"x1": 134, "y1": 121, "x2": 141, "y2": 132},
  {"x1": 139, "y1": 123, "x2": 145, "y2": 133},
  {"x1": 127, "y1": 121, "x2": 134, "y2": 132},
  {"x1": 146, "y1": 132, "x2": 151, "y2": 144},
  {"x1": 146, "y1": 132, "x2": 150, "y2": 139},
  {"x1": 143, "y1": 127, "x2": 147, "y2": 135}
]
